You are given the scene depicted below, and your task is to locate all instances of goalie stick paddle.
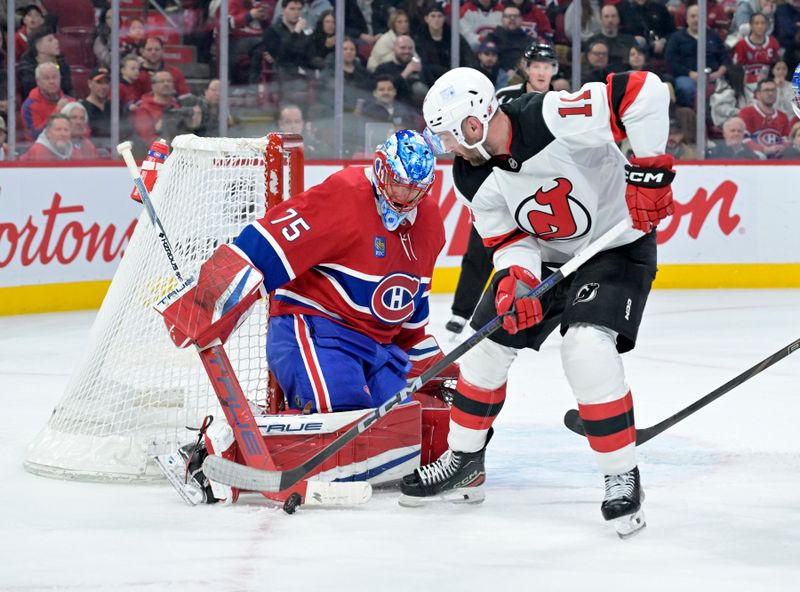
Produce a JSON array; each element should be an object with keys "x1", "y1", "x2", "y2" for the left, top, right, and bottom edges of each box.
[
  {"x1": 203, "y1": 218, "x2": 633, "y2": 492},
  {"x1": 563, "y1": 338, "x2": 800, "y2": 445}
]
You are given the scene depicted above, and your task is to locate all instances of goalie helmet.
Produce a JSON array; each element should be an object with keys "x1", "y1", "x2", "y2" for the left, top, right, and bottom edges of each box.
[
  {"x1": 372, "y1": 129, "x2": 435, "y2": 231},
  {"x1": 792, "y1": 63, "x2": 800, "y2": 119},
  {"x1": 423, "y1": 67, "x2": 498, "y2": 159}
]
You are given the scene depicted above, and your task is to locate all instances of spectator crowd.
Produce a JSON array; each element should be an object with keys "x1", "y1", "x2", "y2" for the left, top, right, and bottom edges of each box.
[{"x1": 2, "y1": 0, "x2": 800, "y2": 160}]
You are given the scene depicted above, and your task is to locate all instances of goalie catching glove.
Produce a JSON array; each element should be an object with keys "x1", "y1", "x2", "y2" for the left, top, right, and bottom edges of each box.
[
  {"x1": 624, "y1": 154, "x2": 676, "y2": 233},
  {"x1": 495, "y1": 265, "x2": 544, "y2": 335},
  {"x1": 156, "y1": 245, "x2": 265, "y2": 349}
]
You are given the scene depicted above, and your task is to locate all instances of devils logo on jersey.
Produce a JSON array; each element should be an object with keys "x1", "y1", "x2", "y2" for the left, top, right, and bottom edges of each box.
[
  {"x1": 370, "y1": 272, "x2": 421, "y2": 324},
  {"x1": 514, "y1": 178, "x2": 591, "y2": 241}
]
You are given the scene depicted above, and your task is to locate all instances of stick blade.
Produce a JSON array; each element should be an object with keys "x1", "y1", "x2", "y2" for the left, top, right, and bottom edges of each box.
[
  {"x1": 563, "y1": 409, "x2": 585, "y2": 436},
  {"x1": 203, "y1": 454, "x2": 282, "y2": 492}
]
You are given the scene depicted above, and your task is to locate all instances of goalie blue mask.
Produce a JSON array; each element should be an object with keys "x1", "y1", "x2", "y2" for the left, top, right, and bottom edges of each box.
[
  {"x1": 792, "y1": 64, "x2": 800, "y2": 119},
  {"x1": 372, "y1": 130, "x2": 436, "y2": 231}
]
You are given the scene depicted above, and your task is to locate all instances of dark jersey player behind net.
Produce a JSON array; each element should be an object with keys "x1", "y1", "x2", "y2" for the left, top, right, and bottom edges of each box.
[{"x1": 407, "y1": 68, "x2": 675, "y2": 538}]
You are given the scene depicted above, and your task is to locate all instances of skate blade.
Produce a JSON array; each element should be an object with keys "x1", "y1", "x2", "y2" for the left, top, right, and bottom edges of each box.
[
  {"x1": 153, "y1": 454, "x2": 205, "y2": 506},
  {"x1": 398, "y1": 487, "x2": 485, "y2": 507},
  {"x1": 611, "y1": 508, "x2": 646, "y2": 539}
]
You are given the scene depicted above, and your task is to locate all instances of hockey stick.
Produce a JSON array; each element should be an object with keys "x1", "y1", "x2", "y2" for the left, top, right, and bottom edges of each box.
[
  {"x1": 562, "y1": 338, "x2": 800, "y2": 445},
  {"x1": 203, "y1": 218, "x2": 634, "y2": 492}
]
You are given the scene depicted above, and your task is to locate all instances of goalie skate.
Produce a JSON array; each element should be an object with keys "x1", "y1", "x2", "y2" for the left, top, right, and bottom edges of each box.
[
  {"x1": 602, "y1": 466, "x2": 646, "y2": 539},
  {"x1": 153, "y1": 452, "x2": 206, "y2": 506}
]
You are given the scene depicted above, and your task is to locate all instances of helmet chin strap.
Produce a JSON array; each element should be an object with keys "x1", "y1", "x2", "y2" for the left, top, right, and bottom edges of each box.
[{"x1": 460, "y1": 120, "x2": 492, "y2": 161}]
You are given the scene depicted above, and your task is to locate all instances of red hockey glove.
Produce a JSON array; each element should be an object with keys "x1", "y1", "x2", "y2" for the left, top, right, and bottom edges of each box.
[
  {"x1": 624, "y1": 154, "x2": 676, "y2": 233},
  {"x1": 495, "y1": 266, "x2": 544, "y2": 335},
  {"x1": 156, "y1": 245, "x2": 265, "y2": 349}
]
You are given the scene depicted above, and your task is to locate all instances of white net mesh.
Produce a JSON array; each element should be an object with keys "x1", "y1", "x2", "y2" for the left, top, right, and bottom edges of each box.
[{"x1": 24, "y1": 134, "x2": 300, "y2": 481}]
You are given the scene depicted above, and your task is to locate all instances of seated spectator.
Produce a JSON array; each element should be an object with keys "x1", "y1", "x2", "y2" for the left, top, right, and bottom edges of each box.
[
  {"x1": 229, "y1": 0, "x2": 274, "y2": 85},
  {"x1": 782, "y1": 121, "x2": 800, "y2": 158},
  {"x1": 20, "y1": 113, "x2": 74, "y2": 161},
  {"x1": 368, "y1": 8, "x2": 412, "y2": 72},
  {"x1": 485, "y1": 3, "x2": 535, "y2": 75},
  {"x1": 415, "y1": 4, "x2": 477, "y2": 86},
  {"x1": 256, "y1": 0, "x2": 314, "y2": 104},
  {"x1": 93, "y1": 6, "x2": 114, "y2": 69},
  {"x1": 710, "y1": 65, "x2": 748, "y2": 127},
  {"x1": 664, "y1": 4, "x2": 728, "y2": 107},
  {"x1": 673, "y1": 0, "x2": 731, "y2": 42},
  {"x1": 360, "y1": 74, "x2": 422, "y2": 130},
  {"x1": 732, "y1": 12, "x2": 780, "y2": 99},
  {"x1": 133, "y1": 37, "x2": 191, "y2": 100},
  {"x1": 586, "y1": 4, "x2": 639, "y2": 69},
  {"x1": 771, "y1": 60, "x2": 795, "y2": 119},
  {"x1": 343, "y1": 0, "x2": 378, "y2": 48},
  {"x1": 775, "y1": 0, "x2": 800, "y2": 66},
  {"x1": 271, "y1": 0, "x2": 331, "y2": 31},
  {"x1": 80, "y1": 67, "x2": 112, "y2": 140},
  {"x1": 565, "y1": 0, "x2": 602, "y2": 43},
  {"x1": 706, "y1": 116, "x2": 763, "y2": 159},
  {"x1": 18, "y1": 29, "x2": 73, "y2": 99},
  {"x1": 61, "y1": 102, "x2": 98, "y2": 160},
  {"x1": 552, "y1": 77, "x2": 571, "y2": 92},
  {"x1": 582, "y1": 40, "x2": 620, "y2": 84},
  {"x1": 476, "y1": 40, "x2": 508, "y2": 88},
  {"x1": 666, "y1": 118, "x2": 697, "y2": 159},
  {"x1": 739, "y1": 78, "x2": 792, "y2": 158},
  {"x1": 197, "y1": 79, "x2": 234, "y2": 136},
  {"x1": 309, "y1": 9, "x2": 336, "y2": 71},
  {"x1": 160, "y1": 95, "x2": 204, "y2": 143},
  {"x1": 617, "y1": 0, "x2": 675, "y2": 57},
  {"x1": 374, "y1": 35, "x2": 429, "y2": 107},
  {"x1": 625, "y1": 43, "x2": 648, "y2": 72},
  {"x1": 120, "y1": 17, "x2": 146, "y2": 58},
  {"x1": 14, "y1": 4, "x2": 46, "y2": 57},
  {"x1": 119, "y1": 55, "x2": 142, "y2": 106},
  {"x1": 132, "y1": 70, "x2": 180, "y2": 154},
  {"x1": 22, "y1": 62, "x2": 74, "y2": 140},
  {"x1": 320, "y1": 37, "x2": 372, "y2": 112},
  {"x1": 0, "y1": 116, "x2": 8, "y2": 161},
  {"x1": 732, "y1": 0, "x2": 776, "y2": 39},
  {"x1": 459, "y1": 0, "x2": 503, "y2": 51},
  {"x1": 505, "y1": 0, "x2": 554, "y2": 42}
]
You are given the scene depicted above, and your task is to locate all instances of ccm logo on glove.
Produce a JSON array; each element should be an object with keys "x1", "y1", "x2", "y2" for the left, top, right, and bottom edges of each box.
[{"x1": 624, "y1": 154, "x2": 676, "y2": 233}]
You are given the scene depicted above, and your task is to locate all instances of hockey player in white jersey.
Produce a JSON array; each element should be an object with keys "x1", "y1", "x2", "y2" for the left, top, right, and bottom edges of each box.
[{"x1": 403, "y1": 68, "x2": 675, "y2": 538}]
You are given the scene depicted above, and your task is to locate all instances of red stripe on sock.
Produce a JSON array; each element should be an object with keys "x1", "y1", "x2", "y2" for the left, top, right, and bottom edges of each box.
[
  {"x1": 456, "y1": 376, "x2": 507, "y2": 405},
  {"x1": 586, "y1": 428, "x2": 636, "y2": 453},
  {"x1": 578, "y1": 391, "x2": 633, "y2": 421},
  {"x1": 451, "y1": 407, "x2": 497, "y2": 431}
]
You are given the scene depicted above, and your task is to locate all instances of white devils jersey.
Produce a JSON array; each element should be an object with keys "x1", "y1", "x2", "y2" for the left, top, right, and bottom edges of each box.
[{"x1": 452, "y1": 71, "x2": 669, "y2": 277}]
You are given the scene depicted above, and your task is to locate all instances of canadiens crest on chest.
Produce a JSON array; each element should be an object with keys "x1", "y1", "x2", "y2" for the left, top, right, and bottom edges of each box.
[{"x1": 513, "y1": 177, "x2": 592, "y2": 241}]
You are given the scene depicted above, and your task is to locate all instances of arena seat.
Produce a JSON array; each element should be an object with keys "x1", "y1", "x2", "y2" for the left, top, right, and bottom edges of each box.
[{"x1": 42, "y1": 0, "x2": 96, "y2": 29}]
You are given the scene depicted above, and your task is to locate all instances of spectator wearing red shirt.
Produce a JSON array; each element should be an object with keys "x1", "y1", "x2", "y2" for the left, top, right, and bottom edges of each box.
[
  {"x1": 505, "y1": 0, "x2": 554, "y2": 41},
  {"x1": 21, "y1": 62, "x2": 74, "y2": 140},
  {"x1": 228, "y1": 1, "x2": 274, "y2": 83},
  {"x1": 14, "y1": 4, "x2": 45, "y2": 57},
  {"x1": 739, "y1": 78, "x2": 792, "y2": 158},
  {"x1": 732, "y1": 12, "x2": 780, "y2": 95},
  {"x1": 61, "y1": 102, "x2": 98, "y2": 160},
  {"x1": 120, "y1": 17, "x2": 146, "y2": 58},
  {"x1": 132, "y1": 70, "x2": 180, "y2": 152},
  {"x1": 119, "y1": 55, "x2": 142, "y2": 105},
  {"x1": 133, "y1": 37, "x2": 191, "y2": 100},
  {"x1": 20, "y1": 113, "x2": 74, "y2": 161}
]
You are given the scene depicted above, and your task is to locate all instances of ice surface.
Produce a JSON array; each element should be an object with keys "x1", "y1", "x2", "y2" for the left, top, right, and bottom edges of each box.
[{"x1": 2, "y1": 291, "x2": 798, "y2": 591}]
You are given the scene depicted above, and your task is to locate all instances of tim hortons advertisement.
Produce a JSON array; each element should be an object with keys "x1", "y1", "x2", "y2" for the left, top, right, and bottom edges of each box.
[{"x1": 0, "y1": 163, "x2": 796, "y2": 290}]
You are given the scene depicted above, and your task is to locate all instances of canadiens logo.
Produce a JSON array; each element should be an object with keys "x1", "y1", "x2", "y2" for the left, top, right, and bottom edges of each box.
[
  {"x1": 370, "y1": 272, "x2": 420, "y2": 324},
  {"x1": 514, "y1": 178, "x2": 591, "y2": 241}
]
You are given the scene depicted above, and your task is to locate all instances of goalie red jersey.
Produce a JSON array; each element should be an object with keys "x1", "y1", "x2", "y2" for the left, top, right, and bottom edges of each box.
[{"x1": 233, "y1": 165, "x2": 445, "y2": 347}]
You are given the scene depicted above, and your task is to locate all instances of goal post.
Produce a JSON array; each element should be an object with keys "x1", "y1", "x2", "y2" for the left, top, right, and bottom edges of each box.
[{"x1": 24, "y1": 133, "x2": 305, "y2": 482}]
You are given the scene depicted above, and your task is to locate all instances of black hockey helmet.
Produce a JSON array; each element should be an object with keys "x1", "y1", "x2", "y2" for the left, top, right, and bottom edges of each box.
[{"x1": 523, "y1": 42, "x2": 557, "y2": 64}]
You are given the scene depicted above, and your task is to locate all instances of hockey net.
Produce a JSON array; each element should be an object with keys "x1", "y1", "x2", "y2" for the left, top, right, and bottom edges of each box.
[{"x1": 24, "y1": 133, "x2": 304, "y2": 482}]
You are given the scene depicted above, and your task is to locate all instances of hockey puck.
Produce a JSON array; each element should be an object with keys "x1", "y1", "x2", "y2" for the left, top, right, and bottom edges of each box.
[{"x1": 283, "y1": 492, "x2": 302, "y2": 514}]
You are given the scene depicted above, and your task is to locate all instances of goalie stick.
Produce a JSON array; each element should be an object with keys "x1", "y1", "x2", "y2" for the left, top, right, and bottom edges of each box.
[
  {"x1": 116, "y1": 140, "x2": 371, "y2": 507},
  {"x1": 203, "y1": 218, "x2": 633, "y2": 492},
  {"x1": 562, "y1": 338, "x2": 800, "y2": 445}
]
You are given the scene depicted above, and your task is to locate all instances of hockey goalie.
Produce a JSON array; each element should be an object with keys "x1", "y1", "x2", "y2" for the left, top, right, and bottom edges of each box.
[{"x1": 155, "y1": 130, "x2": 455, "y2": 507}]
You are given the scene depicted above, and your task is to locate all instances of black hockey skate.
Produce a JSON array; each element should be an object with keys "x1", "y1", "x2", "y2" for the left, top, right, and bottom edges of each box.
[
  {"x1": 445, "y1": 315, "x2": 468, "y2": 336},
  {"x1": 601, "y1": 466, "x2": 646, "y2": 538},
  {"x1": 399, "y1": 429, "x2": 492, "y2": 507},
  {"x1": 178, "y1": 440, "x2": 218, "y2": 504}
]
